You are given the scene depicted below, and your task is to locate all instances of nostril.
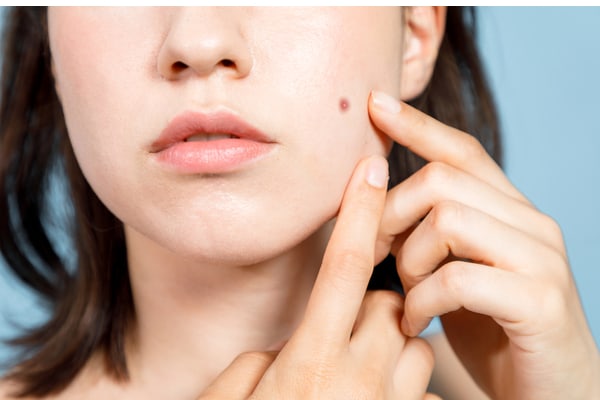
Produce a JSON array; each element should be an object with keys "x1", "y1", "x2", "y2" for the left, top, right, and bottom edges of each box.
[
  {"x1": 172, "y1": 61, "x2": 188, "y2": 72},
  {"x1": 165, "y1": 59, "x2": 238, "y2": 77}
]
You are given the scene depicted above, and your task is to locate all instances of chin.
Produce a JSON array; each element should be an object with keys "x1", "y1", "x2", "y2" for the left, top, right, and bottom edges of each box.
[{"x1": 132, "y1": 212, "x2": 333, "y2": 270}]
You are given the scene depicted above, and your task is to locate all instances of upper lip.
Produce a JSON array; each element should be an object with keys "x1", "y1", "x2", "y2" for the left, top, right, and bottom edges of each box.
[{"x1": 150, "y1": 110, "x2": 273, "y2": 153}]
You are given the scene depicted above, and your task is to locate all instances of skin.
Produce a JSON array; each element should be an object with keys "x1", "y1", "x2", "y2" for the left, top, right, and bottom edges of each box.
[
  {"x1": 48, "y1": 6, "x2": 399, "y2": 267},
  {"x1": 44, "y1": 7, "x2": 422, "y2": 400},
  {"x1": 369, "y1": 95, "x2": 600, "y2": 399},
  {"x1": 2, "y1": 6, "x2": 599, "y2": 400}
]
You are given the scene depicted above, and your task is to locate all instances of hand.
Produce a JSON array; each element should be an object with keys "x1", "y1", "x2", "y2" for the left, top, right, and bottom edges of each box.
[
  {"x1": 368, "y1": 90, "x2": 600, "y2": 400},
  {"x1": 198, "y1": 156, "x2": 439, "y2": 400}
]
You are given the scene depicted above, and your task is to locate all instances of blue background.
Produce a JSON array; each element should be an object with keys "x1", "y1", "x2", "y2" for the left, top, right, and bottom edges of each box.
[{"x1": 1, "y1": 7, "x2": 599, "y2": 368}]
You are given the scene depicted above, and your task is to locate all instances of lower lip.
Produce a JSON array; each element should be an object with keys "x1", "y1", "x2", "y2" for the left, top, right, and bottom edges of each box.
[{"x1": 153, "y1": 139, "x2": 275, "y2": 174}]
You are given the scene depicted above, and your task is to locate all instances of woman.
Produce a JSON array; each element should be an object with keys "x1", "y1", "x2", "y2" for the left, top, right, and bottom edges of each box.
[{"x1": 0, "y1": 6, "x2": 598, "y2": 399}]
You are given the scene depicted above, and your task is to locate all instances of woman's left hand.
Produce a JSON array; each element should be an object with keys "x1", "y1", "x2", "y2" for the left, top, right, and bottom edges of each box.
[{"x1": 368, "y1": 91, "x2": 600, "y2": 400}]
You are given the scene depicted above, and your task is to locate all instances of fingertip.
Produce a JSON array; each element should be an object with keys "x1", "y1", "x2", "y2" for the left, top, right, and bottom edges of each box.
[
  {"x1": 370, "y1": 90, "x2": 402, "y2": 114},
  {"x1": 367, "y1": 90, "x2": 410, "y2": 146},
  {"x1": 304, "y1": 155, "x2": 390, "y2": 345},
  {"x1": 364, "y1": 155, "x2": 389, "y2": 189},
  {"x1": 401, "y1": 312, "x2": 431, "y2": 338},
  {"x1": 401, "y1": 316, "x2": 414, "y2": 337}
]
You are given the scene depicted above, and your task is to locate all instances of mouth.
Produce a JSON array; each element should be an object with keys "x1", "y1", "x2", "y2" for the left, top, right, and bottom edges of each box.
[
  {"x1": 150, "y1": 110, "x2": 273, "y2": 152},
  {"x1": 150, "y1": 111, "x2": 276, "y2": 174},
  {"x1": 184, "y1": 133, "x2": 239, "y2": 142}
]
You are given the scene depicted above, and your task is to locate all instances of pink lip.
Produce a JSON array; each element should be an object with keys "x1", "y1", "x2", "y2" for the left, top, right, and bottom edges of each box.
[{"x1": 150, "y1": 111, "x2": 276, "y2": 174}]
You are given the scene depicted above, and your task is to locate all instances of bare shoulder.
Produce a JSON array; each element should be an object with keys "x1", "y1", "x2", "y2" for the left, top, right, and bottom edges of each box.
[{"x1": 426, "y1": 332, "x2": 490, "y2": 400}]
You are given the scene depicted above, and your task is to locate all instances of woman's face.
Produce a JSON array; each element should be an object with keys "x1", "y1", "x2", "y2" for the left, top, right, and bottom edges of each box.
[{"x1": 48, "y1": 7, "x2": 404, "y2": 265}]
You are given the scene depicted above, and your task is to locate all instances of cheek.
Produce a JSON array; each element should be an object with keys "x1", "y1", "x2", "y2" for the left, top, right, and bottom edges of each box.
[
  {"x1": 48, "y1": 9, "x2": 161, "y2": 205},
  {"x1": 46, "y1": 7, "x2": 401, "y2": 259},
  {"x1": 281, "y1": 8, "x2": 401, "y2": 160},
  {"x1": 339, "y1": 97, "x2": 350, "y2": 112},
  {"x1": 48, "y1": 8, "x2": 161, "y2": 128}
]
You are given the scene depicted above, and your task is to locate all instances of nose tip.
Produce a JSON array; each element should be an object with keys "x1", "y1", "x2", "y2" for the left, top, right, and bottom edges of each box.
[{"x1": 157, "y1": 9, "x2": 253, "y2": 80}]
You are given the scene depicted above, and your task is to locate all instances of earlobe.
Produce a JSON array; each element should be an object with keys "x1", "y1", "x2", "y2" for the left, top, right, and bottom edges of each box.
[{"x1": 400, "y1": 6, "x2": 446, "y2": 101}]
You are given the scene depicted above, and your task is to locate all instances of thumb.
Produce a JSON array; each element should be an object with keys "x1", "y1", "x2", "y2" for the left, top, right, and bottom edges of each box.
[{"x1": 197, "y1": 351, "x2": 277, "y2": 400}]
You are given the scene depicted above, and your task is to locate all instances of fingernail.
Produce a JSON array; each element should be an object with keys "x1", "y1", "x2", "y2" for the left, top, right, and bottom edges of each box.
[
  {"x1": 365, "y1": 156, "x2": 389, "y2": 189},
  {"x1": 371, "y1": 91, "x2": 401, "y2": 114}
]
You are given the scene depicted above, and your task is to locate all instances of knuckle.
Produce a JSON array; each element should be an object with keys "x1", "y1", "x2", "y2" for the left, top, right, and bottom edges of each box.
[
  {"x1": 409, "y1": 337, "x2": 435, "y2": 370},
  {"x1": 427, "y1": 201, "x2": 463, "y2": 235},
  {"x1": 458, "y1": 134, "x2": 487, "y2": 163},
  {"x1": 418, "y1": 162, "x2": 453, "y2": 192},
  {"x1": 546, "y1": 246, "x2": 570, "y2": 276},
  {"x1": 438, "y1": 261, "x2": 469, "y2": 299},
  {"x1": 543, "y1": 284, "x2": 567, "y2": 311},
  {"x1": 539, "y1": 212, "x2": 565, "y2": 246},
  {"x1": 410, "y1": 110, "x2": 428, "y2": 133},
  {"x1": 533, "y1": 283, "x2": 570, "y2": 329}
]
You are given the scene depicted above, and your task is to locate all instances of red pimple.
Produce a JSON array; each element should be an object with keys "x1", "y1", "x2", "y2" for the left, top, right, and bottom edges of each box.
[{"x1": 339, "y1": 98, "x2": 350, "y2": 112}]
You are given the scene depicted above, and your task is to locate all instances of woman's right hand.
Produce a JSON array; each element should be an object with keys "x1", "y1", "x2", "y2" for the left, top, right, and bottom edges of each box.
[{"x1": 197, "y1": 156, "x2": 439, "y2": 400}]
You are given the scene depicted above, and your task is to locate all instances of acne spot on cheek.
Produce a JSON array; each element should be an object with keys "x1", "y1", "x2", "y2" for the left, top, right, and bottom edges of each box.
[{"x1": 339, "y1": 97, "x2": 350, "y2": 113}]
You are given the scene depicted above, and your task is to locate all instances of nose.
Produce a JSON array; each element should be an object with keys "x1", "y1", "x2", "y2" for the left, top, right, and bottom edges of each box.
[{"x1": 157, "y1": 8, "x2": 253, "y2": 80}]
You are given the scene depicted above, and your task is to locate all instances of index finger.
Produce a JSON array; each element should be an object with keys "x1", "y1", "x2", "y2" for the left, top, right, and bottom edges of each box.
[
  {"x1": 293, "y1": 155, "x2": 388, "y2": 349},
  {"x1": 368, "y1": 91, "x2": 527, "y2": 203}
]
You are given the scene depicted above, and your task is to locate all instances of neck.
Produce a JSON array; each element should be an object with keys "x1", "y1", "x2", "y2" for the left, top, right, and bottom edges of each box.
[{"x1": 120, "y1": 223, "x2": 332, "y2": 398}]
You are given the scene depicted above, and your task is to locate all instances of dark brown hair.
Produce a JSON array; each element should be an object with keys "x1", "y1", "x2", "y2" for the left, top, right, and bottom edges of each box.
[{"x1": 0, "y1": 6, "x2": 500, "y2": 397}]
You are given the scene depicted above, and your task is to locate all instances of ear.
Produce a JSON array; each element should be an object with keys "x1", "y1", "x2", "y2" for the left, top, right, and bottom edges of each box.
[{"x1": 400, "y1": 7, "x2": 446, "y2": 101}]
